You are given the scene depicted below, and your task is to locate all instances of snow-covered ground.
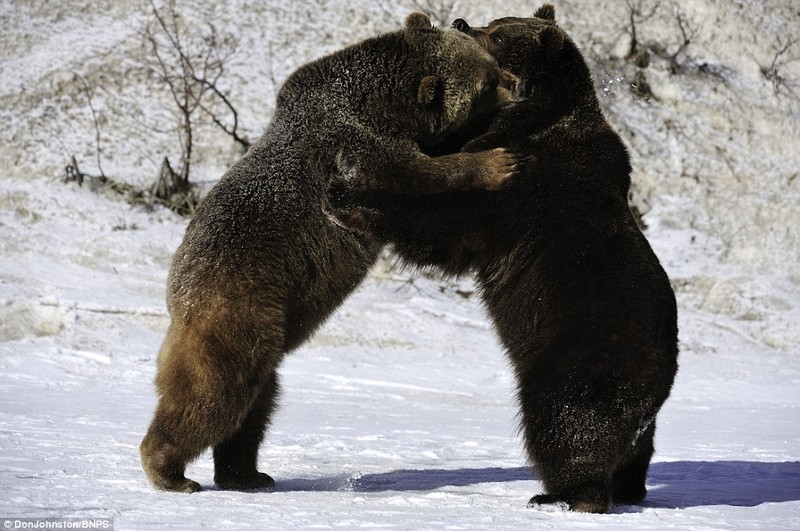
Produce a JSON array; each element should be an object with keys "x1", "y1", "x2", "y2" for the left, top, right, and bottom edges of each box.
[{"x1": 1, "y1": 0, "x2": 799, "y2": 529}]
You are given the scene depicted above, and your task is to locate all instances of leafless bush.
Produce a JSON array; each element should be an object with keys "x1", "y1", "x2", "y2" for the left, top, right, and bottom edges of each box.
[
  {"x1": 761, "y1": 37, "x2": 800, "y2": 101},
  {"x1": 623, "y1": 0, "x2": 659, "y2": 68},
  {"x1": 73, "y1": 73, "x2": 106, "y2": 181},
  {"x1": 64, "y1": 74, "x2": 110, "y2": 191},
  {"x1": 65, "y1": 0, "x2": 251, "y2": 217},
  {"x1": 659, "y1": 5, "x2": 697, "y2": 74},
  {"x1": 618, "y1": 0, "x2": 719, "y2": 100},
  {"x1": 142, "y1": 0, "x2": 248, "y2": 197}
]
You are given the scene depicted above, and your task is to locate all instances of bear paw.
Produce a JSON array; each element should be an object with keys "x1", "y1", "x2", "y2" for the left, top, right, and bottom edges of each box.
[
  {"x1": 528, "y1": 491, "x2": 612, "y2": 514},
  {"x1": 474, "y1": 148, "x2": 524, "y2": 190},
  {"x1": 527, "y1": 494, "x2": 570, "y2": 512},
  {"x1": 152, "y1": 476, "x2": 202, "y2": 493}
]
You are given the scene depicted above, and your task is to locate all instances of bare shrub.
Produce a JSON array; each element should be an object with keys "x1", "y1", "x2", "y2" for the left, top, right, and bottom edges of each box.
[{"x1": 65, "y1": 0, "x2": 250, "y2": 217}]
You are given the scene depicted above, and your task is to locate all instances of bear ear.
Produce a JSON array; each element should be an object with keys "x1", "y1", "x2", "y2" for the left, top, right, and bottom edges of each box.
[
  {"x1": 533, "y1": 4, "x2": 556, "y2": 21},
  {"x1": 539, "y1": 25, "x2": 566, "y2": 62},
  {"x1": 405, "y1": 12, "x2": 433, "y2": 29},
  {"x1": 417, "y1": 75, "x2": 442, "y2": 106}
]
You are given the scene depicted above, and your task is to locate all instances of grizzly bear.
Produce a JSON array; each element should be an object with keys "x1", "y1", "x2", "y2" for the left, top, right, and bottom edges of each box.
[
  {"x1": 139, "y1": 13, "x2": 520, "y2": 493},
  {"x1": 326, "y1": 5, "x2": 679, "y2": 513}
]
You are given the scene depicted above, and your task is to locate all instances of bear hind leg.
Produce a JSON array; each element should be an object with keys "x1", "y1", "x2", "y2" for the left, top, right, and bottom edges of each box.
[
  {"x1": 611, "y1": 420, "x2": 656, "y2": 506},
  {"x1": 523, "y1": 434, "x2": 615, "y2": 512},
  {"x1": 141, "y1": 318, "x2": 276, "y2": 492},
  {"x1": 213, "y1": 371, "x2": 281, "y2": 490},
  {"x1": 140, "y1": 423, "x2": 203, "y2": 493},
  {"x1": 517, "y1": 369, "x2": 614, "y2": 513},
  {"x1": 140, "y1": 394, "x2": 222, "y2": 493}
]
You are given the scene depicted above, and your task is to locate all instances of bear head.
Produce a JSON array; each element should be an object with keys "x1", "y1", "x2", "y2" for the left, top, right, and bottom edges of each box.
[
  {"x1": 398, "y1": 12, "x2": 512, "y2": 146},
  {"x1": 451, "y1": 5, "x2": 594, "y2": 110}
]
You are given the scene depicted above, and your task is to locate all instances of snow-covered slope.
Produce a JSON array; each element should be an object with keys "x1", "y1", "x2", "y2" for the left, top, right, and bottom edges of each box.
[{"x1": 1, "y1": 1, "x2": 799, "y2": 529}]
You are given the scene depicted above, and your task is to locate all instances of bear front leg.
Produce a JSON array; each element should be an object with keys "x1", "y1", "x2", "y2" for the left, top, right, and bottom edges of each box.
[
  {"x1": 409, "y1": 148, "x2": 522, "y2": 192},
  {"x1": 336, "y1": 140, "x2": 522, "y2": 195}
]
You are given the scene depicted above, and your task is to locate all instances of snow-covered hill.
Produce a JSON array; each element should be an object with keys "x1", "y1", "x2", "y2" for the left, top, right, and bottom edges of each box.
[{"x1": 1, "y1": 1, "x2": 799, "y2": 529}]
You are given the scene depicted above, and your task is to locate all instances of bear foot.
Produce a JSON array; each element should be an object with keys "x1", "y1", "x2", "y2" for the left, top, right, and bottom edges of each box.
[
  {"x1": 528, "y1": 489, "x2": 612, "y2": 514},
  {"x1": 215, "y1": 471, "x2": 275, "y2": 491},
  {"x1": 612, "y1": 484, "x2": 647, "y2": 506},
  {"x1": 527, "y1": 494, "x2": 570, "y2": 512},
  {"x1": 170, "y1": 478, "x2": 203, "y2": 493},
  {"x1": 147, "y1": 474, "x2": 202, "y2": 493},
  {"x1": 140, "y1": 434, "x2": 203, "y2": 493}
]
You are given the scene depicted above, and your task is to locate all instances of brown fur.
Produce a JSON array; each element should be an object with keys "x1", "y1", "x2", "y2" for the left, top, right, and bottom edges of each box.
[{"x1": 140, "y1": 15, "x2": 515, "y2": 492}]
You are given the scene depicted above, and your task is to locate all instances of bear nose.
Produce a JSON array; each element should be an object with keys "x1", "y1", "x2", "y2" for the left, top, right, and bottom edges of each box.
[{"x1": 452, "y1": 18, "x2": 471, "y2": 33}]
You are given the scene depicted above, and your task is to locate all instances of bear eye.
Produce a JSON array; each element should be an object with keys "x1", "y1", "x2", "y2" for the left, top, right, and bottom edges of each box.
[{"x1": 491, "y1": 33, "x2": 503, "y2": 46}]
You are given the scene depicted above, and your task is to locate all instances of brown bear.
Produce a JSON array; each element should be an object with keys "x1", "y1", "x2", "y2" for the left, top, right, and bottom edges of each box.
[
  {"x1": 326, "y1": 5, "x2": 679, "y2": 513},
  {"x1": 139, "y1": 13, "x2": 519, "y2": 493}
]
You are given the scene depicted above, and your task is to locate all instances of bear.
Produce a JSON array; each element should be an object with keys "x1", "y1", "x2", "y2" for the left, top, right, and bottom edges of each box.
[
  {"x1": 139, "y1": 13, "x2": 521, "y2": 493},
  {"x1": 326, "y1": 5, "x2": 679, "y2": 513}
]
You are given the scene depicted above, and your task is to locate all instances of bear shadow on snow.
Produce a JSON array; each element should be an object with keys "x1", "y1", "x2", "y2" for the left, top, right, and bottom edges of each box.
[
  {"x1": 645, "y1": 460, "x2": 800, "y2": 509},
  {"x1": 273, "y1": 461, "x2": 800, "y2": 511},
  {"x1": 328, "y1": 4, "x2": 679, "y2": 513}
]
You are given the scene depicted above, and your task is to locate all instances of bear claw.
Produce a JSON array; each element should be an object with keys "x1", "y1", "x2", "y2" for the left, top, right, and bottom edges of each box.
[{"x1": 476, "y1": 147, "x2": 523, "y2": 190}]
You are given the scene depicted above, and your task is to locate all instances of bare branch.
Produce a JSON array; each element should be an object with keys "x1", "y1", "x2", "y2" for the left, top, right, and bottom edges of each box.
[
  {"x1": 761, "y1": 36, "x2": 800, "y2": 100},
  {"x1": 666, "y1": 4, "x2": 698, "y2": 74},
  {"x1": 192, "y1": 77, "x2": 250, "y2": 151},
  {"x1": 73, "y1": 73, "x2": 106, "y2": 179},
  {"x1": 624, "y1": 0, "x2": 659, "y2": 61},
  {"x1": 142, "y1": 0, "x2": 237, "y2": 187}
]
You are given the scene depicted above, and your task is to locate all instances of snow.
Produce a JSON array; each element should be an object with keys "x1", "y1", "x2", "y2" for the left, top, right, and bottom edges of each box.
[{"x1": 1, "y1": 0, "x2": 799, "y2": 529}]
